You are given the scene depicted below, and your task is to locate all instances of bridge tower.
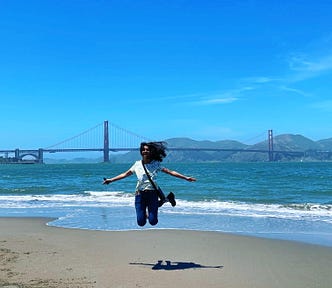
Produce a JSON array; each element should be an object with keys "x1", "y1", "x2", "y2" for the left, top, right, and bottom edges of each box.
[
  {"x1": 15, "y1": 149, "x2": 19, "y2": 161},
  {"x1": 103, "y1": 120, "x2": 110, "y2": 162},
  {"x1": 268, "y1": 129, "x2": 274, "y2": 161},
  {"x1": 38, "y1": 148, "x2": 44, "y2": 164}
]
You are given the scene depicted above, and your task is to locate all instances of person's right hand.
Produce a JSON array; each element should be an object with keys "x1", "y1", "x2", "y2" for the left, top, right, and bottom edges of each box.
[{"x1": 103, "y1": 177, "x2": 111, "y2": 185}]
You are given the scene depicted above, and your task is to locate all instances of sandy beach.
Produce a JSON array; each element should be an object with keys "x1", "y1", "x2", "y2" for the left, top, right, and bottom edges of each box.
[{"x1": 0, "y1": 218, "x2": 331, "y2": 288}]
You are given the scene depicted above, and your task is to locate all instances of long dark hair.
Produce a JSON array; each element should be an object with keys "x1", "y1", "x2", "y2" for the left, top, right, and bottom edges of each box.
[{"x1": 140, "y1": 141, "x2": 167, "y2": 162}]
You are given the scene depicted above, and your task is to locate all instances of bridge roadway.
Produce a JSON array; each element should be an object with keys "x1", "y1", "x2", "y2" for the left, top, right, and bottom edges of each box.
[
  {"x1": 0, "y1": 147, "x2": 305, "y2": 153},
  {"x1": 2, "y1": 147, "x2": 330, "y2": 164},
  {"x1": 1, "y1": 147, "x2": 307, "y2": 156}
]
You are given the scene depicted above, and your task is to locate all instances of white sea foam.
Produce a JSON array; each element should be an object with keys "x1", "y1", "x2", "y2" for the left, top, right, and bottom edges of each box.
[
  {"x1": 168, "y1": 199, "x2": 332, "y2": 223},
  {"x1": 0, "y1": 191, "x2": 331, "y2": 223}
]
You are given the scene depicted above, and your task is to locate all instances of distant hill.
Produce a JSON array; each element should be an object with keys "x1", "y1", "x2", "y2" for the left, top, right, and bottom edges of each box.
[
  {"x1": 273, "y1": 134, "x2": 320, "y2": 150},
  {"x1": 163, "y1": 137, "x2": 248, "y2": 162},
  {"x1": 317, "y1": 138, "x2": 332, "y2": 150},
  {"x1": 44, "y1": 134, "x2": 332, "y2": 163}
]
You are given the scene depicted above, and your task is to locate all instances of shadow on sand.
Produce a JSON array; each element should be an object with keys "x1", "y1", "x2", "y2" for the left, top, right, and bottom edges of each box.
[{"x1": 130, "y1": 260, "x2": 223, "y2": 271}]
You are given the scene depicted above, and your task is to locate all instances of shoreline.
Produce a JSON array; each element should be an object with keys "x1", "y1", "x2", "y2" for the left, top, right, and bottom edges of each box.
[
  {"x1": 46, "y1": 216, "x2": 332, "y2": 248},
  {"x1": 1, "y1": 217, "x2": 332, "y2": 288}
]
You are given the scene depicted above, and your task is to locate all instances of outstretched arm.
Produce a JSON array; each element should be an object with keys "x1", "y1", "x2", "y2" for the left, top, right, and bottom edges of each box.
[
  {"x1": 161, "y1": 167, "x2": 196, "y2": 182},
  {"x1": 103, "y1": 170, "x2": 133, "y2": 184}
]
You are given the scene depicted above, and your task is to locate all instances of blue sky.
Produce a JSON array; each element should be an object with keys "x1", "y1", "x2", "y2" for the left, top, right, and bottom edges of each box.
[{"x1": 1, "y1": 0, "x2": 332, "y2": 150}]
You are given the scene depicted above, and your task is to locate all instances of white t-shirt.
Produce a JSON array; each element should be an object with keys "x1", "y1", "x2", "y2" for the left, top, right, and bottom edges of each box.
[{"x1": 129, "y1": 160, "x2": 164, "y2": 191}]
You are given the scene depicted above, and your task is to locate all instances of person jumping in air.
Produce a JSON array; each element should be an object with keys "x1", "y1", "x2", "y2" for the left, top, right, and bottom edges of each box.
[{"x1": 103, "y1": 141, "x2": 196, "y2": 226}]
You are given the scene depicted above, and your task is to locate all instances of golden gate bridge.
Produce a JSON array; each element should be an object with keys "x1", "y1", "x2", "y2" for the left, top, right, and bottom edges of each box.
[{"x1": 0, "y1": 120, "x2": 316, "y2": 164}]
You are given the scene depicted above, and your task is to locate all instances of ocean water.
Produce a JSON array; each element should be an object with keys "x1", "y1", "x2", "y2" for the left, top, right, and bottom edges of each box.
[{"x1": 0, "y1": 162, "x2": 331, "y2": 247}]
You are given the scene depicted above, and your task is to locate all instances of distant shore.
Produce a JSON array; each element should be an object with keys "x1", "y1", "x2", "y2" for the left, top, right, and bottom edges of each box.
[
  {"x1": 1, "y1": 217, "x2": 331, "y2": 288},
  {"x1": 3, "y1": 133, "x2": 332, "y2": 164}
]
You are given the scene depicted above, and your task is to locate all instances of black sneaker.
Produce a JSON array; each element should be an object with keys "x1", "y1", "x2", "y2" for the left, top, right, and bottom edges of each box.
[{"x1": 167, "y1": 192, "x2": 176, "y2": 207}]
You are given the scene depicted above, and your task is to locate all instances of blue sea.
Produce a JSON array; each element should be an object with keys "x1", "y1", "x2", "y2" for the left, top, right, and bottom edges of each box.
[{"x1": 0, "y1": 162, "x2": 331, "y2": 247}]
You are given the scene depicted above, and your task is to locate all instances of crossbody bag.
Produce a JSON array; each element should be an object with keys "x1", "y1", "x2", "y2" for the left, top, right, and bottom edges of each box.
[
  {"x1": 141, "y1": 160, "x2": 176, "y2": 207},
  {"x1": 141, "y1": 160, "x2": 168, "y2": 207}
]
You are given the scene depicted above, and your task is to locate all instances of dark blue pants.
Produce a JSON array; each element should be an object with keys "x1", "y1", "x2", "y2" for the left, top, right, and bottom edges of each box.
[{"x1": 135, "y1": 190, "x2": 159, "y2": 226}]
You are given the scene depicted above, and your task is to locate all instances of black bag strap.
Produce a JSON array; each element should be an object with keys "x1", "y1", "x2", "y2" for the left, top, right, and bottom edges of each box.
[
  {"x1": 141, "y1": 160, "x2": 159, "y2": 191},
  {"x1": 141, "y1": 160, "x2": 167, "y2": 204}
]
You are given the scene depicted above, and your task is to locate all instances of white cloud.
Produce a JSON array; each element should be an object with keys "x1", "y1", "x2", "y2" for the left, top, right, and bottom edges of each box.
[
  {"x1": 279, "y1": 86, "x2": 310, "y2": 97},
  {"x1": 289, "y1": 54, "x2": 332, "y2": 73},
  {"x1": 192, "y1": 86, "x2": 255, "y2": 106},
  {"x1": 244, "y1": 76, "x2": 280, "y2": 84},
  {"x1": 197, "y1": 97, "x2": 239, "y2": 105},
  {"x1": 285, "y1": 48, "x2": 332, "y2": 84}
]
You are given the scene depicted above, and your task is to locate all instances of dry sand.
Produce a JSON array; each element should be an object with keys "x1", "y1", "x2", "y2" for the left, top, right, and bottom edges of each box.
[{"x1": 0, "y1": 217, "x2": 331, "y2": 288}]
